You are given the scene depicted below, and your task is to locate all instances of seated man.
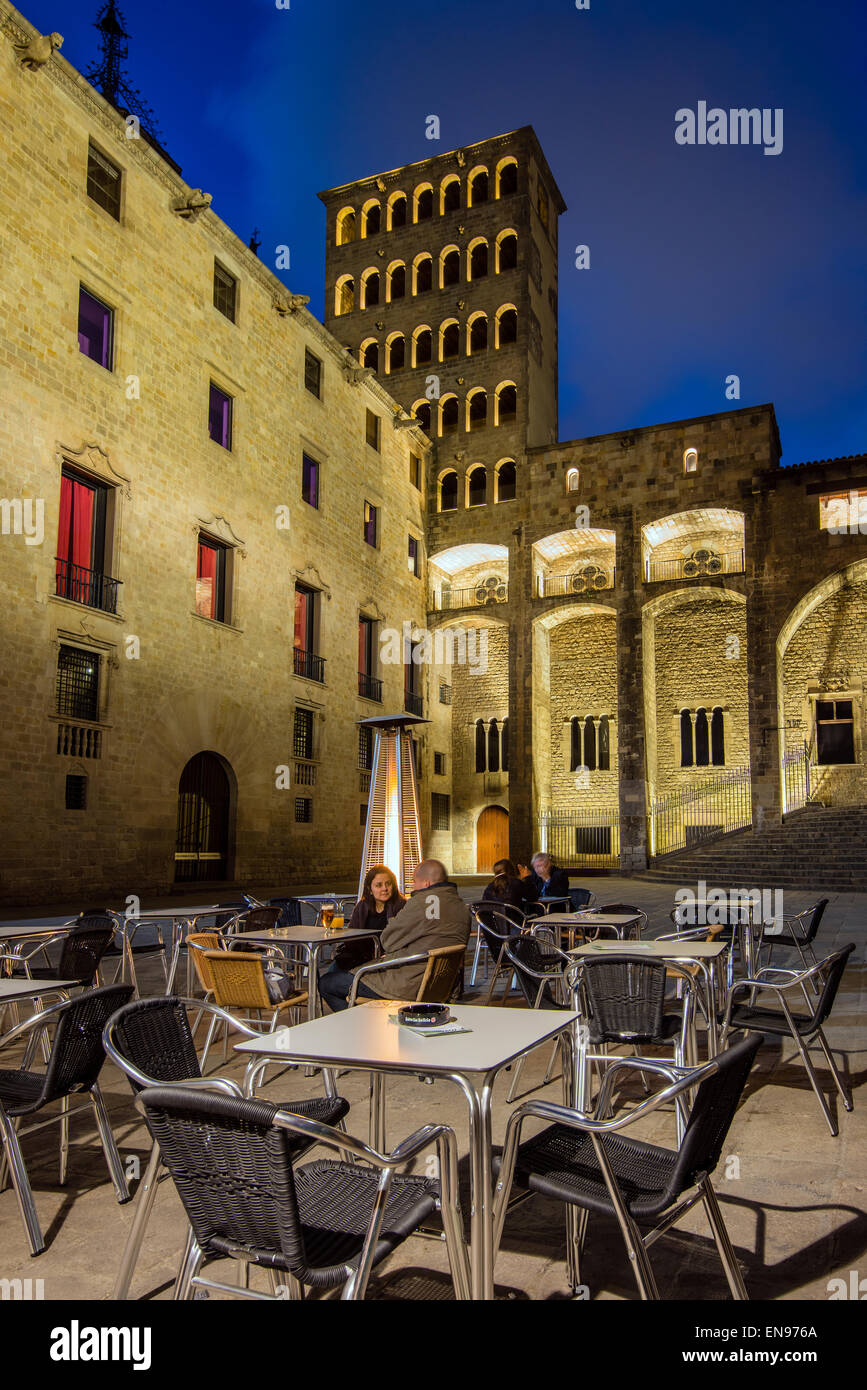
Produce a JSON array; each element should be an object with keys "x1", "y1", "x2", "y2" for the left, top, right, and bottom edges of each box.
[
  {"x1": 518, "y1": 852, "x2": 571, "y2": 904},
  {"x1": 318, "y1": 859, "x2": 471, "y2": 1013}
]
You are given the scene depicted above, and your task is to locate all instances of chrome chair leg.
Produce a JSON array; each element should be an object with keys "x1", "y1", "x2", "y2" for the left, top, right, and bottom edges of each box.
[
  {"x1": 470, "y1": 930, "x2": 485, "y2": 987},
  {"x1": 91, "y1": 1084, "x2": 130, "y2": 1202},
  {"x1": 565, "y1": 1204, "x2": 588, "y2": 1294},
  {"x1": 174, "y1": 1233, "x2": 204, "y2": 1301},
  {"x1": 200, "y1": 1012, "x2": 220, "y2": 1074},
  {"x1": 113, "y1": 1142, "x2": 164, "y2": 1299},
  {"x1": 788, "y1": 1031, "x2": 838, "y2": 1136},
  {"x1": 701, "y1": 1182, "x2": 747, "y2": 1299},
  {"x1": 59, "y1": 1094, "x2": 70, "y2": 1184},
  {"x1": 0, "y1": 1108, "x2": 44, "y2": 1255},
  {"x1": 814, "y1": 1029, "x2": 853, "y2": 1111}
]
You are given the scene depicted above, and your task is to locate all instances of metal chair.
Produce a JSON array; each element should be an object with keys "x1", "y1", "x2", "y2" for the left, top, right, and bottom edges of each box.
[
  {"x1": 568, "y1": 888, "x2": 597, "y2": 912},
  {"x1": 502, "y1": 931, "x2": 575, "y2": 1101},
  {"x1": 0, "y1": 915, "x2": 115, "y2": 988},
  {"x1": 0, "y1": 983, "x2": 134, "y2": 1255},
  {"x1": 200, "y1": 951, "x2": 308, "y2": 1071},
  {"x1": 719, "y1": 943, "x2": 855, "y2": 1136},
  {"x1": 595, "y1": 903, "x2": 648, "y2": 938},
  {"x1": 492, "y1": 1034, "x2": 761, "y2": 1300},
  {"x1": 138, "y1": 1085, "x2": 470, "y2": 1300},
  {"x1": 756, "y1": 898, "x2": 829, "y2": 989},
  {"x1": 470, "y1": 906, "x2": 524, "y2": 1002},
  {"x1": 348, "y1": 943, "x2": 466, "y2": 1006},
  {"x1": 468, "y1": 900, "x2": 525, "y2": 985},
  {"x1": 103, "y1": 995, "x2": 350, "y2": 1299}
]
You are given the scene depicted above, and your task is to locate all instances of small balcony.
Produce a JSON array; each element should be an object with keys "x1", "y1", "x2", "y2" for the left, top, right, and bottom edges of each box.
[
  {"x1": 404, "y1": 689, "x2": 424, "y2": 717},
  {"x1": 434, "y1": 581, "x2": 508, "y2": 612},
  {"x1": 55, "y1": 558, "x2": 121, "y2": 615},
  {"x1": 358, "y1": 671, "x2": 382, "y2": 702},
  {"x1": 293, "y1": 648, "x2": 326, "y2": 683},
  {"x1": 294, "y1": 760, "x2": 317, "y2": 786},
  {"x1": 645, "y1": 549, "x2": 745, "y2": 584},
  {"x1": 538, "y1": 565, "x2": 615, "y2": 598}
]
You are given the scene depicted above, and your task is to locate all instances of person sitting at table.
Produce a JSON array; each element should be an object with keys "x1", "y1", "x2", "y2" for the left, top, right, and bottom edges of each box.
[
  {"x1": 318, "y1": 859, "x2": 470, "y2": 1013},
  {"x1": 517, "y1": 852, "x2": 571, "y2": 904},
  {"x1": 481, "y1": 858, "x2": 537, "y2": 929},
  {"x1": 330, "y1": 864, "x2": 406, "y2": 974}
]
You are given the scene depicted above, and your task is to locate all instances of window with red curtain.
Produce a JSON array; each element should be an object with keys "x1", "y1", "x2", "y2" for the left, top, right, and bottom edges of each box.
[
  {"x1": 57, "y1": 472, "x2": 103, "y2": 602},
  {"x1": 196, "y1": 538, "x2": 225, "y2": 621},
  {"x1": 294, "y1": 585, "x2": 314, "y2": 651}
]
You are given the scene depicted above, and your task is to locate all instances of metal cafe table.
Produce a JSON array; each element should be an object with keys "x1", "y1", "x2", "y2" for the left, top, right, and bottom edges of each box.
[
  {"x1": 236, "y1": 999, "x2": 580, "y2": 1301},
  {"x1": 105, "y1": 906, "x2": 221, "y2": 994},
  {"x1": 237, "y1": 923, "x2": 383, "y2": 1022},
  {"x1": 540, "y1": 910, "x2": 644, "y2": 948}
]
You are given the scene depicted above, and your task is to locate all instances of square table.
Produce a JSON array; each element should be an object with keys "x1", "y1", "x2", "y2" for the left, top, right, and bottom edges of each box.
[
  {"x1": 238, "y1": 924, "x2": 383, "y2": 1022},
  {"x1": 107, "y1": 906, "x2": 221, "y2": 994},
  {"x1": 0, "y1": 978, "x2": 79, "y2": 1004},
  {"x1": 0, "y1": 920, "x2": 76, "y2": 975},
  {"x1": 539, "y1": 911, "x2": 643, "y2": 948},
  {"x1": 235, "y1": 1000, "x2": 581, "y2": 1300}
]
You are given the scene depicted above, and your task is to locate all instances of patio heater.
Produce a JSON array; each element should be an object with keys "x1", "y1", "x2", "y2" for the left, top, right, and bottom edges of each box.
[{"x1": 358, "y1": 714, "x2": 428, "y2": 897}]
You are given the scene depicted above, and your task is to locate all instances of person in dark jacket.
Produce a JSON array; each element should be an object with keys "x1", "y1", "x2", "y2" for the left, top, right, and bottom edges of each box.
[
  {"x1": 327, "y1": 864, "x2": 405, "y2": 975},
  {"x1": 518, "y1": 852, "x2": 571, "y2": 902},
  {"x1": 481, "y1": 858, "x2": 537, "y2": 929}
]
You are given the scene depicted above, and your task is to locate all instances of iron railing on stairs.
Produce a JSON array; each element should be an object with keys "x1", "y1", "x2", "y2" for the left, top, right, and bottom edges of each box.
[{"x1": 649, "y1": 767, "x2": 752, "y2": 858}]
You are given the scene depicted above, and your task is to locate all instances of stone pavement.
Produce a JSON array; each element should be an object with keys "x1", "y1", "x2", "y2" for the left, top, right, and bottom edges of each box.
[{"x1": 0, "y1": 878, "x2": 863, "y2": 1301}]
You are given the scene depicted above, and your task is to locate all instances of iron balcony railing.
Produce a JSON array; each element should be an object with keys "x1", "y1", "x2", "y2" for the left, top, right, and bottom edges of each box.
[
  {"x1": 294, "y1": 760, "x2": 317, "y2": 786},
  {"x1": 782, "y1": 740, "x2": 812, "y2": 814},
  {"x1": 538, "y1": 566, "x2": 615, "y2": 598},
  {"x1": 358, "y1": 671, "x2": 382, "y2": 701},
  {"x1": 536, "y1": 808, "x2": 620, "y2": 870},
  {"x1": 645, "y1": 549, "x2": 745, "y2": 584},
  {"x1": 293, "y1": 648, "x2": 326, "y2": 683},
  {"x1": 434, "y1": 581, "x2": 508, "y2": 611},
  {"x1": 649, "y1": 766, "x2": 752, "y2": 858},
  {"x1": 404, "y1": 689, "x2": 424, "y2": 717},
  {"x1": 55, "y1": 558, "x2": 121, "y2": 615}
]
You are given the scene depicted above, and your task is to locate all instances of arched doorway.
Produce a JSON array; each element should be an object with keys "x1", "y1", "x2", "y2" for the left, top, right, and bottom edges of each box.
[
  {"x1": 174, "y1": 751, "x2": 233, "y2": 883},
  {"x1": 476, "y1": 805, "x2": 509, "y2": 873}
]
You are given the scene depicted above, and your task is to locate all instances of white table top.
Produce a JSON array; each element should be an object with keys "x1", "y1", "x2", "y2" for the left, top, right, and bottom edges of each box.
[
  {"x1": 0, "y1": 978, "x2": 79, "y2": 1001},
  {"x1": 0, "y1": 920, "x2": 75, "y2": 941},
  {"x1": 235, "y1": 1000, "x2": 580, "y2": 1074},
  {"x1": 111, "y1": 905, "x2": 220, "y2": 920},
  {"x1": 542, "y1": 912, "x2": 641, "y2": 927},
  {"x1": 239, "y1": 925, "x2": 381, "y2": 946},
  {"x1": 569, "y1": 939, "x2": 726, "y2": 960}
]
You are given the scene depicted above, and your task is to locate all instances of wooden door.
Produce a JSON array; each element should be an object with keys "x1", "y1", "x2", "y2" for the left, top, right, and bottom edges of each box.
[{"x1": 476, "y1": 805, "x2": 509, "y2": 873}]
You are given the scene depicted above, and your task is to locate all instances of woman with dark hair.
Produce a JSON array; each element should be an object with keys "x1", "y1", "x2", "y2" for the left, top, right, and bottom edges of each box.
[
  {"x1": 481, "y1": 857, "x2": 537, "y2": 928},
  {"x1": 324, "y1": 864, "x2": 406, "y2": 976}
]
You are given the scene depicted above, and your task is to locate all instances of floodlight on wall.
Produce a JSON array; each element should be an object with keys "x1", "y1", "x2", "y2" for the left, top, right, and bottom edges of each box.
[{"x1": 358, "y1": 714, "x2": 428, "y2": 897}]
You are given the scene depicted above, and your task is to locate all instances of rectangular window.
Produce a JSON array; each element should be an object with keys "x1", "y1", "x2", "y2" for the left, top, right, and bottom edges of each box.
[
  {"x1": 819, "y1": 490, "x2": 867, "y2": 533},
  {"x1": 293, "y1": 708, "x2": 314, "y2": 760},
  {"x1": 575, "y1": 826, "x2": 612, "y2": 856},
  {"x1": 431, "y1": 793, "x2": 450, "y2": 831},
  {"x1": 358, "y1": 617, "x2": 375, "y2": 677},
  {"x1": 364, "y1": 502, "x2": 378, "y2": 548},
  {"x1": 360, "y1": 803, "x2": 368, "y2": 825},
  {"x1": 86, "y1": 142, "x2": 121, "y2": 219},
  {"x1": 305, "y1": 349, "x2": 322, "y2": 398},
  {"x1": 55, "y1": 469, "x2": 113, "y2": 610},
  {"x1": 301, "y1": 454, "x2": 320, "y2": 508},
  {"x1": 65, "y1": 774, "x2": 88, "y2": 810},
  {"x1": 294, "y1": 583, "x2": 316, "y2": 653},
  {"x1": 196, "y1": 536, "x2": 228, "y2": 622},
  {"x1": 358, "y1": 725, "x2": 374, "y2": 770},
  {"x1": 56, "y1": 645, "x2": 100, "y2": 721},
  {"x1": 434, "y1": 751, "x2": 445, "y2": 775},
  {"x1": 408, "y1": 536, "x2": 420, "y2": 576},
  {"x1": 410, "y1": 453, "x2": 421, "y2": 490},
  {"x1": 213, "y1": 262, "x2": 237, "y2": 322},
  {"x1": 366, "y1": 409, "x2": 380, "y2": 451},
  {"x1": 78, "y1": 287, "x2": 113, "y2": 369},
  {"x1": 208, "y1": 383, "x2": 233, "y2": 449},
  {"x1": 439, "y1": 683, "x2": 452, "y2": 705},
  {"x1": 294, "y1": 797, "x2": 313, "y2": 824},
  {"x1": 816, "y1": 699, "x2": 856, "y2": 765}
]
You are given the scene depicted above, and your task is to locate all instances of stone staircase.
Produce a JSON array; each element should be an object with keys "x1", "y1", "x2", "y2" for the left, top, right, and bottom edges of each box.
[{"x1": 642, "y1": 804, "x2": 867, "y2": 890}]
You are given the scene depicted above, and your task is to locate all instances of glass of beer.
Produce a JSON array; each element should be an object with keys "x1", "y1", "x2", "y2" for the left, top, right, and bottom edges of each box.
[{"x1": 320, "y1": 902, "x2": 335, "y2": 930}]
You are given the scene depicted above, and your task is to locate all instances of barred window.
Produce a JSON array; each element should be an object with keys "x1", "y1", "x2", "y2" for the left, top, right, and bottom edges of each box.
[
  {"x1": 434, "y1": 752, "x2": 445, "y2": 775},
  {"x1": 358, "y1": 725, "x2": 374, "y2": 771},
  {"x1": 432, "y1": 793, "x2": 450, "y2": 830},
  {"x1": 293, "y1": 708, "x2": 314, "y2": 760},
  {"x1": 86, "y1": 143, "x2": 121, "y2": 219},
  {"x1": 294, "y1": 797, "x2": 313, "y2": 823},
  {"x1": 213, "y1": 262, "x2": 237, "y2": 322},
  {"x1": 57, "y1": 646, "x2": 99, "y2": 721},
  {"x1": 65, "y1": 774, "x2": 88, "y2": 810},
  {"x1": 304, "y1": 349, "x2": 322, "y2": 398}
]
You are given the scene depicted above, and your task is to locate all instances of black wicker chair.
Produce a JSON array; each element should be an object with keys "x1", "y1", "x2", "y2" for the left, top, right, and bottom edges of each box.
[
  {"x1": 493, "y1": 1034, "x2": 761, "y2": 1300},
  {"x1": 0, "y1": 914, "x2": 115, "y2": 987},
  {"x1": 595, "y1": 903, "x2": 648, "y2": 939},
  {"x1": 720, "y1": 942, "x2": 855, "y2": 1136},
  {"x1": 468, "y1": 901, "x2": 525, "y2": 988},
  {"x1": 103, "y1": 995, "x2": 351, "y2": 1299},
  {"x1": 138, "y1": 1085, "x2": 470, "y2": 1300},
  {"x1": 0, "y1": 983, "x2": 134, "y2": 1255},
  {"x1": 501, "y1": 931, "x2": 575, "y2": 1102},
  {"x1": 756, "y1": 898, "x2": 829, "y2": 987},
  {"x1": 470, "y1": 906, "x2": 525, "y2": 1002}
]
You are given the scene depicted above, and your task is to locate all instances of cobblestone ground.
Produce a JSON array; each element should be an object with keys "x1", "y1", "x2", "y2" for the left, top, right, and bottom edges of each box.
[{"x1": 0, "y1": 878, "x2": 863, "y2": 1301}]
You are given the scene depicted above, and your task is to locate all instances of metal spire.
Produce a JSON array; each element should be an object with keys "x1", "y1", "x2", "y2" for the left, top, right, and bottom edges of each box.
[{"x1": 85, "y1": 1, "x2": 163, "y2": 142}]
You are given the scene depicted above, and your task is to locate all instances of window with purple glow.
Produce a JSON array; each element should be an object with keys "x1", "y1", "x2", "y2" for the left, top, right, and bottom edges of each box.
[
  {"x1": 78, "y1": 287, "x2": 113, "y2": 369},
  {"x1": 364, "y1": 502, "x2": 378, "y2": 548},
  {"x1": 302, "y1": 454, "x2": 319, "y2": 508},
  {"x1": 408, "y1": 536, "x2": 420, "y2": 576},
  {"x1": 208, "y1": 383, "x2": 233, "y2": 449}
]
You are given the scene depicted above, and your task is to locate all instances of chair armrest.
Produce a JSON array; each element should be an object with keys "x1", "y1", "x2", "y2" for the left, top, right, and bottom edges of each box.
[
  {"x1": 594, "y1": 1056, "x2": 695, "y2": 1116},
  {"x1": 272, "y1": 1112, "x2": 456, "y2": 1171},
  {"x1": 0, "y1": 994, "x2": 72, "y2": 1050},
  {"x1": 103, "y1": 999, "x2": 261, "y2": 1085},
  {"x1": 509, "y1": 1059, "x2": 718, "y2": 1139},
  {"x1": 348, "y1": 952, "x2": 429, "y2": 1004}
]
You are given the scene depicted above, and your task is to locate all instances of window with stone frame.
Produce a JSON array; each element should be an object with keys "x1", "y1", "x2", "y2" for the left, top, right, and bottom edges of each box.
[{"x1": 815, "y1": 698, "x2": 856, "y2": 764}]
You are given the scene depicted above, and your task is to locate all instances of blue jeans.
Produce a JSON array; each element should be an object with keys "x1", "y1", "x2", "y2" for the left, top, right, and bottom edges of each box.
[{"x1": 318, "y1": 964, "x2": 381, "y2": 1013}]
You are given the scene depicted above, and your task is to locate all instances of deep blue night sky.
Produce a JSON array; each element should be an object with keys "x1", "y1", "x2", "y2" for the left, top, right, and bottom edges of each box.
[{"x1": 28, "y1": 0, "x2": 867, "y2": 464}]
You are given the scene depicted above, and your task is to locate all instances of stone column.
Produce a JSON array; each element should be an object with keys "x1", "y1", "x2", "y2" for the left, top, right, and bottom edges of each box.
[
  {"x1": 507, "y1": 521, "x2": 534, "y2": 863},
  {"x1": 744, "y1": 491, "x2": 782, "y2": 827},
  {"x1": 616, "y1": 509, "x2": 650, "y2": 871}
]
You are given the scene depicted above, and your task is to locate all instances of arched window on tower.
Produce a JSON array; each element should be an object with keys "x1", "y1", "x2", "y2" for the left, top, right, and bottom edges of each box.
[
  {"x1": 695, "y1": 708, "x2": 710, "y2": 767},
  {"x1": 415, "y1": 185, "x2": 434, "y2": 221},
  {"x1": 469, "y1": 169, "x2": 489, "y2": 205},
  {"x1": 388, "y1": 262, "x2": 406, "y2": 300},
  {"x1": 361, "y1": 339, "x2": 379, "y2": 371},
  {"x1": 680, "y1": 709, "x2": 694, "y2": 768},
  {"x1": 488, "y1": 719, "x2": 500, "y2": 773},
  {"x1": 414, "y1": 255, "x2": 433, "y2": 295},
  {"x1": 497, "y1": 232, "x2": 518, "y2": 272},
  {"x1": 711, "y1": 707, "x2": 725, "y2": 765},
  {"x1": 598, "y1": 715, "x2": 610, "y2": 771},
  {"x1": 441, "y1": 176, "x2": 461, "y2": 213},
  {"x1": 496, "y1": 383, "x2": 517, "y2": 423},
  {"x1": 496, "y1": 460, "x2": 516, "y2": 502},
  {"x1": 496, "y1": 307, "x2": 518, "y2": 346},
  {"x1": 475, "y1": 718, "x2": 487, "y2": 773},
  {"x1": 388, "y1": 192, "x2": 407, "y2": 229},
  {"x1": 387, "y1": 334, "x2": 405, "y2": 373},
  {"x1": 441, "y1": 396, "x2": 459, "y2": 435},
  {"x1": 469, "y1": 240, "x2": 489, "y2": 280},
  {"x1": 335, "y1": 275, "x2": 354, "y2": 316},
  {"x1": 439, "y1": 470, "x2": 458, "y2": 511},
  {"x1": 468, "y1": 390, "x2": 488, "y2": 432},
  {"x1": 361, "y1": 201, "x2": 381, "y2": 237},
  {"x1": 469, "y1": 314, "x2": 488, "y2": 354},
  {"x1": 467, "y1": 466, "x2": 487, "y2": 507},
  {"x1": 414, "y1": 401, "x2": 432, "y2": 435},
  {"x1": 570, "y1": 717, "x2": 582, "y2": 772},
  {"x1": 441, "y1": 248, "x2": 461, "y2": 287},
  {"x1": 361, "y1": 269, "x2": 380, "y2": 308},
  {"x1": 413, "y1": 327, "x2": 432, "y2": 366},
  {"x1": 583, "y1": 715, "x2": 597, "y2": 772},
  {"x1": 441, "y1": 321, "x2": 460, "y2": 359},
  {"x1": 336, "y1": 208, "x2": 356, "y2": 245},
  {"x1": 496, "y1": 159, "x2": 518, "y2": 197}
]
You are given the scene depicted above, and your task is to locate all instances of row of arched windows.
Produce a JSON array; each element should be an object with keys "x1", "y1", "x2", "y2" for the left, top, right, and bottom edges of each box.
[
  {"x1": 335, "y1": 160, "x2": 519, "y2": 244},
  {"x1": 334, "y1": 234, "x2": 518, "y2": 316},
  {"x1": 570, "y1": 716, "x2": 612, "y2": 772},
  {"x1": 475, "y1": 717, "x2": 509, "y2": 773},
  {"x1": 680, "y1": 707, "x2": 725, "y2": 767},
  {"x1": 411, "y1": 384, "x2": 517, "y2": 438},
  {"x1": 360, "y1": 308, "x2": 517, "y2": 372},
  {"x1": 439, "y1": 461, "x2": 517, "y2": 511}
]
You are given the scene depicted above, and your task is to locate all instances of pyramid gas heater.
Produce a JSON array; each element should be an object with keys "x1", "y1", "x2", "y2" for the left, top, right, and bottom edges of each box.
[{"x1": 358, "y1": 714, "x2": 428, "y2": 897}]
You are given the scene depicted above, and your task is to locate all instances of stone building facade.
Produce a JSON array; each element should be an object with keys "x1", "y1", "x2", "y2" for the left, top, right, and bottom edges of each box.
[{"x1": 1, "y1": 3, "x2": 865, "y2": 903}]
